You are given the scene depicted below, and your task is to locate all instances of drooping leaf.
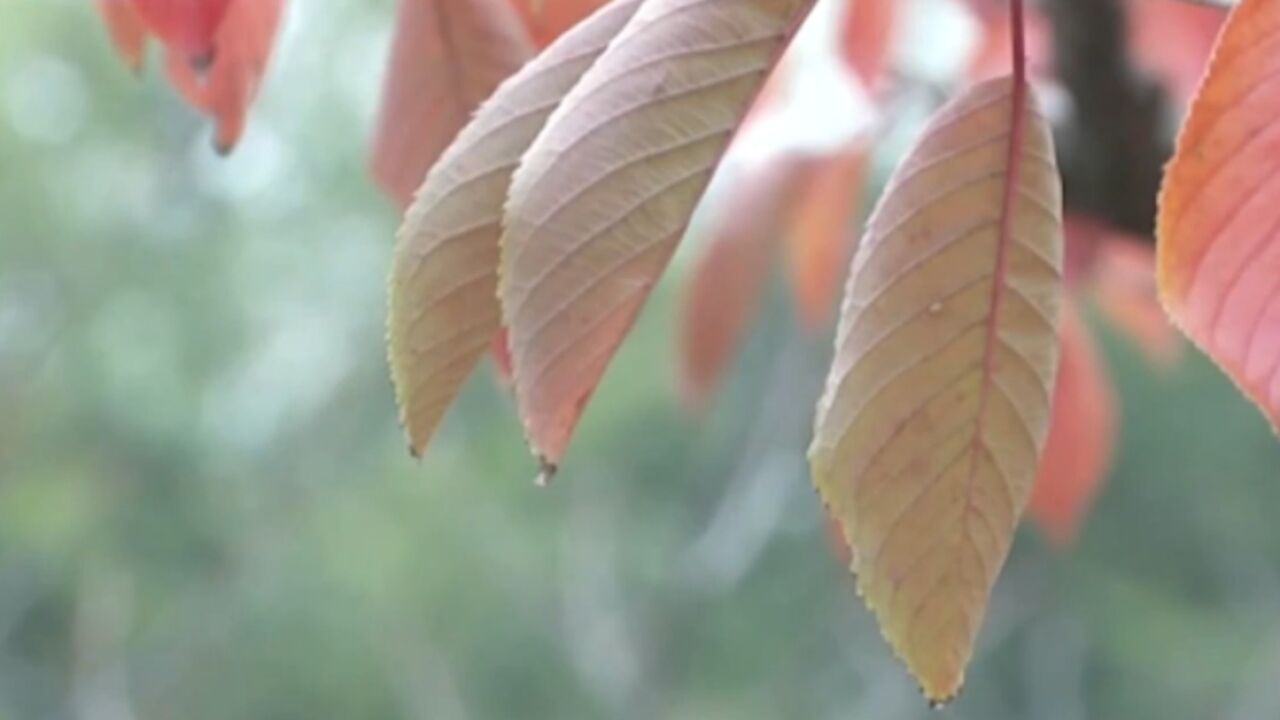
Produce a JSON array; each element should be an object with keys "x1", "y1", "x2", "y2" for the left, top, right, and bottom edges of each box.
[
  {"x1": 131, "y1": 0, "x2": 232, "y2": 66},
  {"x1": 809, "y1": 76, "x2": 1063, "y2": 702},
  {"x1": 1028, "y1": 301, "x2": 1117, "y2": 547},
  {"x1": 97, "y1": 0, "x2": 149, "y2": 72},
  {"x1": 387, "y1": 0, "x2": 642, "y2": 458},
  {"x1": 370, "y1": 0, "x2": 535, "y2": 209},
  {"x1": 679, "y1": 152, "x2": 815, "y2": 410},
  {"x1": 1156, "y1": 0, "x2": 1280, "y2": 432},
  {"x1": 500, "y1": 0, "x2": 817, "y2": 472},
  {"x1": 785, "y1": 140, "x2": 870, "y2": 330},
  {"x1": 509, "y1": 0, "x2": 607, "y2": 47},
  {"x1": 164, "y1": 0, "x2": 286, "y2": 153},
  {"x1": 838, "y1": 0, "x2": 896, "y2": 90}
]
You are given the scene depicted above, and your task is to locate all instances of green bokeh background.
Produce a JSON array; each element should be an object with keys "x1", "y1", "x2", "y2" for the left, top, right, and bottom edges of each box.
[{"x1": 1, "y1": 1, "x2": 1278, "y2": 718}]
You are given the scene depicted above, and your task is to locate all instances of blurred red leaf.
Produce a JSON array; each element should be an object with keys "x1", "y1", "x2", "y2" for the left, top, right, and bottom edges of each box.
[
  {"x1": 784, "y1": 140, "x2": 869, "y2": 330},
  {"x1": 838, "y1": 0, "x2": 896, "y2": 90},
  {"x1": 508, "y1": 0, "x2": 605, "y2": 48},
  {"x1": 1091, "y1": 236, "x2": 1182, "y2": 368},
  {"x1": 370, "y1": 0, "x2": 534, "y2": 208},
  {"x1": 1029, "y1": 301, "x2": 1118, "y2": 548},
  {"x1": 164, "y1": 0, "x2": 285, "y2": 153},
  {"x1": 1130, "y1": 0, "x2": 1225, "y2": 104},
  {"x1": 131, "y1": 0, "x2": 232, "y2": 66},
  {"x1": 97, "y1": 0, "x2": 149, "y2": 73},
  {"x1": 679, "y1": 153, "x2": 816, "y2": 411}
]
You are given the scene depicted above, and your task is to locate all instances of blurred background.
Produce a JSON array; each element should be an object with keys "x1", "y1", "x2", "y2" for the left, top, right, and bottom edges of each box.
[{"x1": 2, "y1": 0, "x2": 1280, "y2": 718}]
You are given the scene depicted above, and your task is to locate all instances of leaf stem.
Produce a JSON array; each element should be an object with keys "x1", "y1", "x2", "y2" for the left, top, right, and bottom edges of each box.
[{"x1": 1010, "y1": 0, "x2": 1026, "y2": 86}]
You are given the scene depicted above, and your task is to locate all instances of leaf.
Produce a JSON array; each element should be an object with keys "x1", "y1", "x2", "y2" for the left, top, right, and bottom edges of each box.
[
  {"x1": 164, "y1": 0, "x2": 286, "y2": 153},
  {"x1": 1156, "y1": 0, "x2": 1280, "y2": 432},
  {"x1": 97, "y1": 0, "x2": 149, "y2": 73},
  {"x1": 678, "y1": 152, "x2": 815, "y2": 410},
  {"x1": 387, "y1": 0, "x2": 642, "y2": 458},
  {"x1": 370, "y1": 0, "x2": 535, "y2": 209},
  {"x1": 509, "y1": 0, "x2": 607, "y2": 47},
  {"x1": 1131, "y1": 0, "x2": 1226, "y2": 104},
  {"x1": 500, "y1": 0, "x2": 817, "y2": 471},
  {"x1": 1091, "y1": 235, "x2": 1183, "y2": 368},
  {"x1": 808, "y1": 76, "x2": 1063, "y2": 702},
  {"x1": 1028, "y1": 301, "x2": 1117, "y2": 548},
  {"x1": 838, "y1": 0, "x2": 896, "y2": 90},
  {"x1": 785, "y1": 140, "x2": 870, "y2": 330},
  {"x1": 131, "y1": 0, "x2": 232, "y2": 65}
]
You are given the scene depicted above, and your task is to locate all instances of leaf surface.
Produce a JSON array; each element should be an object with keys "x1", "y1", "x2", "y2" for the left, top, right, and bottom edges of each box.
[
  {"x1": 131, "y1": 0, "x2": 232, "y2": 64},
  {"x1": 387, "y1": 0, "x2": 642, "y2": 457},
  {"x1": 678, "y1": 152, "x2": 814, "y2": 409},
  {"x1": 500, "y1": 0, "x2": 816, "y2": 469},
  {"x1": 809, "y1": 76, "x2": 1063, "y2": 702},
  {"x1": 1028, "y1": 301, "x2": 1116, "y2": 547},
  {"x1": 1156, "y1": 0, "x2": 1280, "y2": 432},
  {"x1": 786, "y1": 140, "x2": 869, "y2": 329},
  {"x1": 370, "y1": 0, "x2": 534, "y2": 208},
  {"x1": 97, "y1": 0, "x2": 149, "y2": 72}
]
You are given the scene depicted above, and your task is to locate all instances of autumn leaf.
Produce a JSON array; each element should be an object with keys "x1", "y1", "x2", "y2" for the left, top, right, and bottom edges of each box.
[
  {"x1": 387, "y1": 0, "x2": 642, "y2": 458},
  {"x1": 679, "y1": 152, "x2": 815, "y2": 410},
  {"x1": 785, "y1": 140, "x2": 870, "y2": 330},
  {"x1": 839, "y1": 0, "x2": 896, "y2": 90},
  {"x1": 1156, "y1": 0, "x2": 1280, "y2": 432},
  {"x1": 131, "y1": 0, "x2": 232, "y2": 66},
  {"x1": 1091, "y1": 235, "x2": 1183, "y2": 368},
  {"x1": 164, "y1": 0, "x2": 286, "y2": 153},
  {"x1": 370, "y1": 0, "x2": 535, "y2": 209},
  {"x1": 500, "y1": 0, "x2": 817, "y2": 474},
  {"x1": 1130, "y1": 0, "x2": 1226, "y2": 104},
  {"x1": 1028, "y1": 301, "x2": 1117, "y2": 547},
  {"x1": 97, "y1": 0, "x2": 149, "y2": 73},
  {"x1": 509, "y1": 0, "x2": 607, "y2": 48},
  {"x1": 809, "y1": 76, "x2": 1063, "y2": 701}
]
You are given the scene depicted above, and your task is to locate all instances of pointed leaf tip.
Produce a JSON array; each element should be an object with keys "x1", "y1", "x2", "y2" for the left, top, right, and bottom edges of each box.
[{"x1": 810, "y1": 76, "x2": 1063, "y2": 700}]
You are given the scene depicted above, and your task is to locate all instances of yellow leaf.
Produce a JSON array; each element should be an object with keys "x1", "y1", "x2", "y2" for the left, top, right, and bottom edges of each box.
[
  {"x1": 809, "y1": 76, "x2": 1063, "y2": 702},
  {"x1": 387, "y1": 0, "x2": 643, "y2": 458},
  {"x1": 501, "y1": 0, "x2": 816, "y2": 471}
]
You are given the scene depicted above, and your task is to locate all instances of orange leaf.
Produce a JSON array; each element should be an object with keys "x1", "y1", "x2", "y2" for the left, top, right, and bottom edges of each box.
[
  {"x1": 1028, "y1": 301, "x2": 1117, "y2": 548},
  {"x1": 838, "y1": 0, "x2": 896, "y2": 90},
  {"x1": 370, "y1": 0, "x2": 534, "y2": 209},
  {"x1": 164, "y1": 0, "x2": 286, "y2": 153},
  {"x1": 1091, "y1": 235, "x2": 1183, "y2": 368},
  {"x1": 387, "y1": 0, "x2": 640, "y2": 457},
  {"x1": 785, "y1": 140, "x2": 870, "y2": 330},
  {"x1": 809, "y1": 76, "x2": 1063, "y2": 702},
  {"x1": 509, "y1": 0, "x2": 606, "y2": 47},
  {"x1": 131, "y1": 0, "x2": 232, "y2": 66},
  {"x1": 97, "y1": 0, "x2": 149, "y2": 73},
  {"x1": 1156, "y1": 0, "x2": 1280, "y2": 432},
  {"x1": 678, "y1": 152, "x2": 815, "y2": 410},
  {"x1": 500, "y1": 0, "x2": 817, "y2": 473}
]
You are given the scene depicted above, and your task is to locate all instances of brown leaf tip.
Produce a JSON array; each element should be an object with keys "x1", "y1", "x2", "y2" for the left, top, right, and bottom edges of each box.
[
  {"x1": 534, "y1": 457, "x2": 557, "y2": 488},
  {"x1": 924, "y1": 684, "x2": 962, "y2": 710}
]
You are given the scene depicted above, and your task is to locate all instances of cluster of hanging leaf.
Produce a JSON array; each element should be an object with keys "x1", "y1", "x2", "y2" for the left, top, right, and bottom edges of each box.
[{"x1": 91, "y1": 0, "x2": 1273, "y2": 706}]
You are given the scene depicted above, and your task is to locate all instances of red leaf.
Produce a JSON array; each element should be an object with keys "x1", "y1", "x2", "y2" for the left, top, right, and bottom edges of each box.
[
  {"x1": 508, "y1": 0, "x2": 606, "y2": 48},
  {"x1": 838, "y1": 0, "x2": 896, "y2": 90},
  {"x1": 1130, "y1": 0, "x2": 1225, "y2": 104},
  {"x1": 370, "y1": 0, "x2": 534, "y2": 209},
  {"x1": 678, "y1": 153, "x2": 815, "y2": 410},
  {"x1": 164, "y1": 0, "x2": 286, "y2": 153},
  {"x1": 784, "y1": 140, "x2": 869, "y2": 330},
  {"x1": 1029, "y1": 301, "x2": 1117, "y2": 548},
  {"x1": 1091, "y1": 235, "x2": 1183, "y2": 368},
  {"x1": 97, "y1": 0, "x2": 150, "y2": 73},
  {"x1": 131, "y1": 0, "x2": 233, "y2": 66}
]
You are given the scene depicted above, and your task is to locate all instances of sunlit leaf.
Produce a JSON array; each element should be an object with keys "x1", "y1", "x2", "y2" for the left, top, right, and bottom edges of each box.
[
  {"x1": 387, "y1": 0, "x2": 641, "y2": 458},
  {"x1": 164, "y1": 0, "x2": 286, "y2": 153},
  {"x1": 838, "y1": 0, "x2": 896, "y2": 90},
  {"x1": 509, "y1": 0, "x2": 607, "y2": 47},
  {"x1": 1029, "y1": 301, "x2": 1117, "y2": 547},
  {"x1": 785, "y1": 140, "x2": 869, "y2": 330},
  {"x1": 500, "y1": 0, "x2": 817, "y2": 472},
  {"x1": 678, "y1": 152, "x2": 815, "y2": 410},
  {"x1": 97, "y1": 0, "x2": 149, "y2": 73},
  {"x1": 370, "y1": 0, "x2": 534, "y2": 209},
  {"x1": 809, "y1": 76, "x2": 1063, "y2": 702},
  {"x1": 1156, "y1": 0, "x2": 1280, "y2": 432}
]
